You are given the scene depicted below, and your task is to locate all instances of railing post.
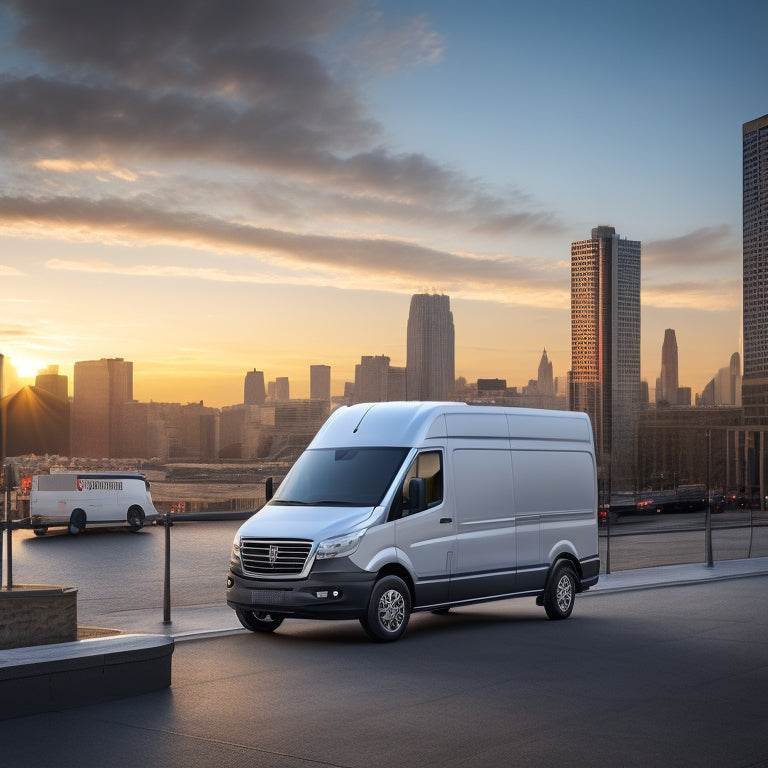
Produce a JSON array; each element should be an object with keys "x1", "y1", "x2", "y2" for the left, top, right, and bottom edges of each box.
[
  {"x1": 5, "y1": 491, "x2": 12, "y2": 590},
  {"x1": 706, "y1": 429, "x2": 714, "y2": 568},
  {"x1": 163, "y1": 510, "x2": 172, "y2": 624}
]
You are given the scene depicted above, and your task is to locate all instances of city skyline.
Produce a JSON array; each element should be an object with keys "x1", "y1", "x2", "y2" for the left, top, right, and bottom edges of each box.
[{"x1": 0, "y1": 1, "x2": 764, "y2": 406}]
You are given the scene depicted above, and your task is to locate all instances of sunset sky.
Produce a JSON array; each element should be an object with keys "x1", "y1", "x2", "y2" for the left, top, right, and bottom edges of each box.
[{"x1": 0, "y1": 0, "x2": 765, "y2": 407}]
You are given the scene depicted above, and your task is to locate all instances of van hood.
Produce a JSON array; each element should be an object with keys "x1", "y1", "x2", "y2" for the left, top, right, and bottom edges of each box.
[{"x1": 235, "y1": 503, "x2": 380, "y2": 543}]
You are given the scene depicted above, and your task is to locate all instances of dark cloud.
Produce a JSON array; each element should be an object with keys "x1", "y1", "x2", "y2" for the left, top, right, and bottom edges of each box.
[
  {"x1": 0, "y1": 194, "x2": 562, "y2": 293},
  {"x1": 0, "y1": 0, "x2": 562, "y2": 241},
  {"x1": 644, "y1": 225, "x2": 738, "y2": 268},
  {"x1": 8, "y1": 0, "x2": 355, "y2": 87}
]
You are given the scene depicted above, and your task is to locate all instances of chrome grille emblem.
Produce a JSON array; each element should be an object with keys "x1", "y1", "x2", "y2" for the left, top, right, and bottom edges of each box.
[{"x1": 268, "y1": 544, "x2": 279, "y2": 566}]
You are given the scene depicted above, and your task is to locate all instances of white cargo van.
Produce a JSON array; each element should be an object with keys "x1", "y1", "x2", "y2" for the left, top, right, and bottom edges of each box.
[
  {"x1": 30, "y1": 472, "x2": 159, "y2": 536},
  {"x1": 227, "y1": 402, "x2": 600, "y2": 642}
]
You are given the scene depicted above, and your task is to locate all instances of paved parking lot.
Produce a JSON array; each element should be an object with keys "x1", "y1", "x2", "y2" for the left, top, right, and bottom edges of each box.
[{"x1": 1, "y1": 574, "x2": 768, "y2": 767}]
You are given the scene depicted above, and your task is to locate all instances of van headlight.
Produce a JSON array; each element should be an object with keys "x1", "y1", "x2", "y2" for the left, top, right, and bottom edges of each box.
[
  {"x1": 316, "y1": 530, "x2": 364, "y2": 559},
  {"x1": 230, "y1": 536, "x2": 242, "y2": 569}
]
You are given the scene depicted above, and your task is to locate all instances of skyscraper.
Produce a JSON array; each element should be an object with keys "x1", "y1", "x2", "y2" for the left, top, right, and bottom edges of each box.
[
  {"x1": 71, "y1": 358, "x2": 133, "y2": 458},
  {"x1": 353, "y1": 355, "x2": 390, "y2": 404},
  {"x1": 743, "y1": 113, "x2": 768, "y2": 424},
  {"x1": 406, "y1": 293, "x2": 455, "y2": 401},
  {"x1": 537, "y1": 349, "x2": 554, "y2": 396},
  {"x1": 657, "y1": 329, "x2": 679, "y2": 405},
  {"x1": 570, "y1": 226, "x2": 641, "y2": 491},
  {"x1": 244, "y1": 369, "x2": 266, "y2": 405},
  {"x1": 35, "y1": 364, "x2": 68, "y2": 401},
  {"x1": 310, "y1": 365, "x2": 331, "y2": 402}
]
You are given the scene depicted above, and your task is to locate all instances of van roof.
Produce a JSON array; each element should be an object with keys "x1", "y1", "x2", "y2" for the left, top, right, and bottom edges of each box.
[{"x1": 309, "y1": 402, "x2": 593, "y2": 448}]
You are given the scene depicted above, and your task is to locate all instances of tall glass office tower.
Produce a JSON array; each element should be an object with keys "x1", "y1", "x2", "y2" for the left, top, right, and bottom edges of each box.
[
  {"x1": 570, "y1": 226, "x2": 641, "y2": 493},
  {"x1": 406, "y1": 293, "x2": 455, "y2": 401},
  {"x1": 743, "y1": 113, "x2": 768, "y2": 425}
]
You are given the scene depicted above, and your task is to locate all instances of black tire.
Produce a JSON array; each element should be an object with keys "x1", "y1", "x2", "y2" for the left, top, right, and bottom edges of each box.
[
  {"x1": 543, "y1": 561, "x2": 576, "y2": 620},
  {"x1": 360, "y1": 575, "x2": 411, "y2": 642},
  {"x1": 68, "y1": 509, "x2": 86, "y2": 536},
  {"x1": 127, "y1": 506, "x2": 145, "y2": 531},
  {"x1": 33, "y1": 527, "x2": 48, "y2": 537},
  {"x1": 235, "y1": 608, "x2": 285, "y2": 633}
]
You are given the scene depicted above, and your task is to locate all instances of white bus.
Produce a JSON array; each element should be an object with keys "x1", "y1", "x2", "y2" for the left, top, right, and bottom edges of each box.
[{"x1": 30, "y1": 472, "x2": 159, "y2": 536}]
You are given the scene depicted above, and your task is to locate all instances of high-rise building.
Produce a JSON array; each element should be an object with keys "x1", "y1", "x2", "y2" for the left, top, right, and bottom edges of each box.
[
  {"x1": 657, "y1": 329, "x2": 679, "y2": 405},
  {"x1": 406, "y1": 293, "x2": 455, "y2": 401},
  {"x1": 35, "y1": 364, "x2": 69, "y2": 401},
  {"x1": 71, "y1": 358, "x2": 133, "y2": 458},
  {"x1": 537, "y1": 349, "x2": 554, "y2": 396},
  {"x1": 244, "y1": 370, "x2": 266, "y2": 405},
  {"x1": 354, "y1": 355, "x2": 390, "y2": 403},
  {"x1": 310, "y1": 365, "x2": 331, "y2": 401},
  {"x1": 274, "y1": 377, "x2": 290, "y2": 402},
  {"x1": 743, "y1": 113, "x2": 768, "y2": 424},
  {"x1": 570, "y1": 226, "x2": 641, "y2": 492}
]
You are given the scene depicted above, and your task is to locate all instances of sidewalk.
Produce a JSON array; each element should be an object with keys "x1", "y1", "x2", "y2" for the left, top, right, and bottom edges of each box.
[{"x1": 82, "y1": 556, "x2": 768, "y2": 642}]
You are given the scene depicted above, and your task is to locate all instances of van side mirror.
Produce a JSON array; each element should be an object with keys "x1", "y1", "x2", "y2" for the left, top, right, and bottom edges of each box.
[
  {"x1": 407, "y1": 477, "x2": 428, "y2": 515},
  {"x1": 265, "y1": 477, "x2": 274, "y2": 502}
]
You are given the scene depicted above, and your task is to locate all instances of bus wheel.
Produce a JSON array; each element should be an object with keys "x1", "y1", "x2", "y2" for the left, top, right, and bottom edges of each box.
[
  {"x1": 360, "y1": 575, "x2": 411, "y2": 642},
  {"x1": 33, "y1": 527, "x2": 48, "y2": 537},
  {"x1": 127, "y1": 506, "x2": 145, "y2": 531},
  {"x1": 543, "y1": 561, "x2": 576, "y2": 620},
  {"x1": 235, "y1": 609, "x2": 284, "y2": 633},
  {"x1": 68, "y1": 509, "x2": 86, "y2": 536}
]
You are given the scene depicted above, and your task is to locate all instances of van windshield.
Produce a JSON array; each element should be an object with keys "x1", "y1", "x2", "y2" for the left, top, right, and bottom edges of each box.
[{"x1": 271, "y1": 447, "x2": 409, "y2": 507}]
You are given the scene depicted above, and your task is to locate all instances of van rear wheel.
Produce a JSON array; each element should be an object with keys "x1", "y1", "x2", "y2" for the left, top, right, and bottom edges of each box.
[
  {"x1": 236, "y1": 608, "x2": 284, "y2": 633},
  {"x1": 543, "y1": 562, "x2": 576, "y2": 620},
  {"x1": 127, "y1": 506, "x2": 145, "y2": 531},
  {"x1": 68, "y1": 509, "x2": 86, "y2": 536},
  {"x1": 360, "y1": 575, "x2": 411, "y2": 642}
]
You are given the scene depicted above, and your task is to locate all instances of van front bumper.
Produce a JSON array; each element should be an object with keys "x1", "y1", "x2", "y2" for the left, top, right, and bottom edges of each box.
[{"x1": 226, "y1": 560, "x2": 376, "y2": 621}]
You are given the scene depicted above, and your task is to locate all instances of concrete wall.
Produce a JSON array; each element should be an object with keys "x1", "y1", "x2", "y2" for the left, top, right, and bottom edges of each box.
[{"x1": 0, "y1": 586, "x2": 77, "y2": 650}]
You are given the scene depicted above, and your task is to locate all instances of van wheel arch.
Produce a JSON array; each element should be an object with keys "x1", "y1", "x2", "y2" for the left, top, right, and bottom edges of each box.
[{"x1": 543, "y1": 559, "x2": 577, "y2": 620}]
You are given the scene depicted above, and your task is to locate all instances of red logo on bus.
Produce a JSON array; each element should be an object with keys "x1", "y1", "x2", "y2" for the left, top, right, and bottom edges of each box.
[{"x1": 77, "y1": 478, "x2": 83, "y2": 491}]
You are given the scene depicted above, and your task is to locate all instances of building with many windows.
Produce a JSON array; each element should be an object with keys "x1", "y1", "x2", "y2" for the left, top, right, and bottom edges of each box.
[
  {"x1": 570, "y1": 226, "x2": 641, "y2": 493},
  {"x1": 743, "y1": 113, "x2": 768, "y2": 424}
]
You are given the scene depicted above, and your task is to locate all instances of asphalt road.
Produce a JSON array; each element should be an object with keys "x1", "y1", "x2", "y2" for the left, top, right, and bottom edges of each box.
[{"x1": 1, "y1": 575, "x2": 767, "y2": 767}]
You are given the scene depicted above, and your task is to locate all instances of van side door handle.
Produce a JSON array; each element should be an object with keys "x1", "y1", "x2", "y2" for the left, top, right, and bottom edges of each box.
[{"x1": 440, "y1": 517, "x2": 452, "y2": 524}]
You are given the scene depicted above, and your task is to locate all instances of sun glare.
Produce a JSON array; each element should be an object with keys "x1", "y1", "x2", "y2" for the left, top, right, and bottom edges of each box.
[{"x1": 11, "y1": 356, "x2": 46, "y2": 379}]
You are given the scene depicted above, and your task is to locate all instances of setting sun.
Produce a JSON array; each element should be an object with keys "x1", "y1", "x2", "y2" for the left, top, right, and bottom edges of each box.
[{"x1": 10, "y1": 356, "x2": 46, "y2": 380}]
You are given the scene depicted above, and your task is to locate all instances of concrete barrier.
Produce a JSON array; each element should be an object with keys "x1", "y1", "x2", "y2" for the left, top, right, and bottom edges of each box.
[{"x1": 0, "y1": 634, "x2": 174, "y2": 720}]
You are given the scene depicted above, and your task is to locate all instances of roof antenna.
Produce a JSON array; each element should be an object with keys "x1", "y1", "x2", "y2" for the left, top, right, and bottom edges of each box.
[{"x1": 353, "y1": 404, "x2": 376, "y2": 433}]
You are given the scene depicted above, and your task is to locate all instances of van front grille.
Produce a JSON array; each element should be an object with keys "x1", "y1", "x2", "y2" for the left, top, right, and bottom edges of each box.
[{"x1": 240, "y1": 538, "x2": 313, "y2": 576}]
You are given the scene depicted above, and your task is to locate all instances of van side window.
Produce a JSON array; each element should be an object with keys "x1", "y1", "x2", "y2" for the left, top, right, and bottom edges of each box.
[{"x1": 389, "y1": 451, "x2": 443, "y2": 520}]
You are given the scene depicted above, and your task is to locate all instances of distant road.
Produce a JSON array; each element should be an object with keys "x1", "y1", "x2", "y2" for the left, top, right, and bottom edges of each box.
[{"x1": 5, "y1": 511, "x2": 768, "y2": 626}]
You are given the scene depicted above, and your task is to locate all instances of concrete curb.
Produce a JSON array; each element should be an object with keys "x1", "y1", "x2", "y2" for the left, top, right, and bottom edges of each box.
[{"x1": 0, "y1": 634, "x2": 174, "y2": 720}]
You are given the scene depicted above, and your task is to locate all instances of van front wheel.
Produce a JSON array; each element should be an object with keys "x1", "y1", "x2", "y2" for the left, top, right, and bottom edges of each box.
[
  {"x1": 543, "y1": 562, "x2": 576, "y2": 620},
  {"x1": 235, "y1": 608, "x2": 284, "y2": 633},
  {"x1": 360, "y1": 575, "x2": 411, "y2": 642}
]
